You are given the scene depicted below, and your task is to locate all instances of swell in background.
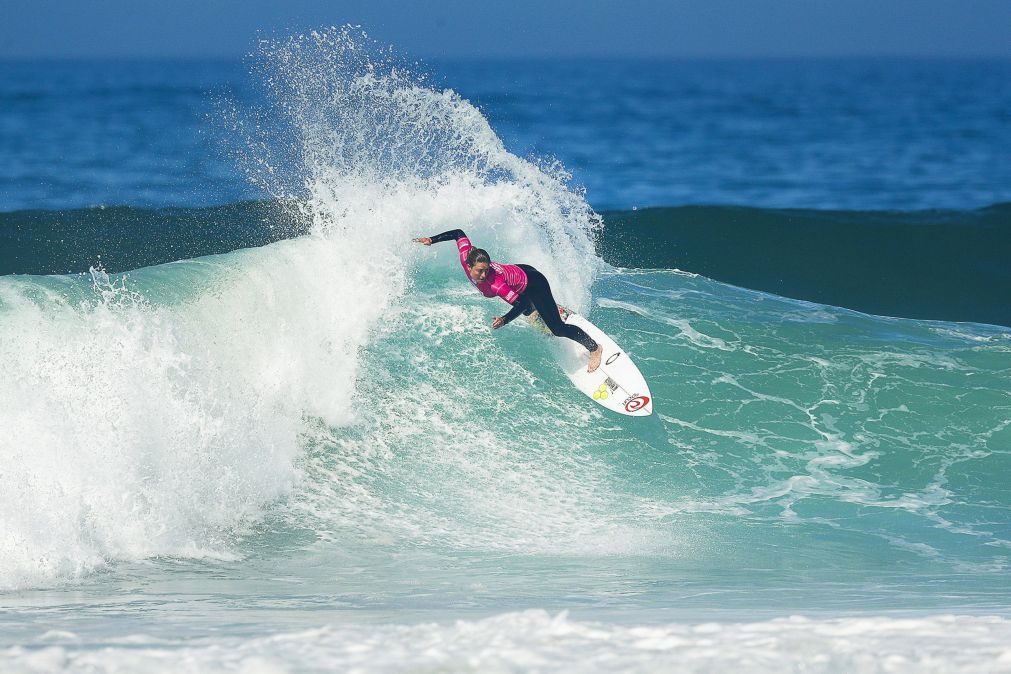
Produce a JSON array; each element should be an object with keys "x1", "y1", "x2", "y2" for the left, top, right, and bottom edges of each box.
[{"x1": 5, "y1": 202, "x2": 1009, "y2": 327}]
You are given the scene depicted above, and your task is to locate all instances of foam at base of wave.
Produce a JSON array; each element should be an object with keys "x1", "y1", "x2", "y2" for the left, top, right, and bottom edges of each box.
[{"x1": 5, "y1": 611, "x2": 1010, "y2": 674}]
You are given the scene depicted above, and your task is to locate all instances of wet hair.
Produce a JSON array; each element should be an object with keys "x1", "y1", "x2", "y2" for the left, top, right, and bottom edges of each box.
[{"x1": 466, "y1": 248, "x2": 490, "y2": 267}]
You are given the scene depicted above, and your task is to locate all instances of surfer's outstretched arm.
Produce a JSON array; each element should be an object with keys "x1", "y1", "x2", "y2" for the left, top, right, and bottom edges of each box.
[{"x1": 413, "y1": 229, "x2": 466, "y2": 246}]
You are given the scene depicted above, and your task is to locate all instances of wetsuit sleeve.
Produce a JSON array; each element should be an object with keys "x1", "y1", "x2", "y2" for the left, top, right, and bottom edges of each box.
[
  {"x1": 428, "y1": 229, "x2": 466, "y2": 244},
  {"x1": 428, "y1": 229, "x2": 473, "y2": 270},
  {"x1": 500, "y1": 294, "x2": 532, "y2": 325}
]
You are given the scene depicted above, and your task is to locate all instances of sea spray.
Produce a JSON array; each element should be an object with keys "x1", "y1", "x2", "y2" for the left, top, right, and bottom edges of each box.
[{"x1": 224, "y1": 26, "x2": 603, "y2": 307}]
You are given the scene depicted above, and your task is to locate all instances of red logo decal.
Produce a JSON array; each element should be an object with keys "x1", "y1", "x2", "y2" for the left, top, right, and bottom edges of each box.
[{"x1": 624, "y1": 395, "x2": 650, "y2": 413}]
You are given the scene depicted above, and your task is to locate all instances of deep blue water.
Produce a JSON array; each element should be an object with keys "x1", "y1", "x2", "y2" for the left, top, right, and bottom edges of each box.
[{"x1": 3, "y1": 57, "x2": 1010, "y2": 212}]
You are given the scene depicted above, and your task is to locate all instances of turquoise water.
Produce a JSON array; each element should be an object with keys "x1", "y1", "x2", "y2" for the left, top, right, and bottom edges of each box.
[
  {"x1": 3, "y1": 243, "x2": 1009, "y2": 670},
  {"x1": 2, "y1": 26, "x2": 1011, "y2": 673}
]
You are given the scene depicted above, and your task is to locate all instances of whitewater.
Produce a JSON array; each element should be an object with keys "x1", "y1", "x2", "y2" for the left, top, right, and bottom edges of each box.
[{"x1": 1, "y1": 28, "x2": 1010, "y2": 673}]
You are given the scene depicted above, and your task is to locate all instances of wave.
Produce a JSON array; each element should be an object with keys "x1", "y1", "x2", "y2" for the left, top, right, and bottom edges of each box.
[
  {"x1": 6, "y1": 201, "x2": 1008, "y2": 327},
  {"x1": 0, "y1": 239, "x2": 375, "y2": 589},
  {"x1": 0, "y1": 201, "x2": 298, "y2": 276},
  {"x1": 2, "y1": 29, "x2": 1009, "y2": 597},
  {"x1": 598, "y1": 203, "x2": 1011, "y2": 327},
  {"x1": 0, "y1": 27, "x2": 605, "y2": 590}
]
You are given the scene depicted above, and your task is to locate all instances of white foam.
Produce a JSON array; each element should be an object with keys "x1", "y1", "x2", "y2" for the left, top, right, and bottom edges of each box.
[
  {"x1": 5, "y1": 611, "x2": 1011, "y2": 673},
  {"x1": 0, "y1": 235, "x2": 396, "y2": 589}
]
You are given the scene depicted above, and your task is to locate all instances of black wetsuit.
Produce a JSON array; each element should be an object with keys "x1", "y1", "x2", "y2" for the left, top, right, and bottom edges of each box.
[
  {"x1": 502, "y1": 264, "x2": 598, "y2": 352},
  {"x1": 428, "y1": 229, "x2": 598, "y2": 352}
]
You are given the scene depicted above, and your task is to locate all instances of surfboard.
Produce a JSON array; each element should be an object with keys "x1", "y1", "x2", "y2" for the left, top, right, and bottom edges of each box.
[{"x1": 530, "y1": 308, "x2": 653, "y2": 416}]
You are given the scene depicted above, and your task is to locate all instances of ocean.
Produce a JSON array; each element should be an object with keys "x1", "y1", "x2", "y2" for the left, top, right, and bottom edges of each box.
[{"x1": 2, "y1": 27, "x2": 1010, "y2": 673}]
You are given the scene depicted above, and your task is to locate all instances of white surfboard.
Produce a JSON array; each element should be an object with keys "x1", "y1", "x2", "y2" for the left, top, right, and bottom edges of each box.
[{"x1": 530, "y1": 308, "x2": 653, "y2": 416}]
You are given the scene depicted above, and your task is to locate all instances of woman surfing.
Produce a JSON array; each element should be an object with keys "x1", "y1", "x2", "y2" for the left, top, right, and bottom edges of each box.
[{"x1": 414, "y1": 229, "x2": 603, "y2": 372}]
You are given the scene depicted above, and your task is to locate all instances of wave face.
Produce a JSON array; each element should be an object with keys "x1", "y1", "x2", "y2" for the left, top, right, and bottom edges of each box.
[{"x1": 8, "y1": 255, "x2": 1008, "y2": 599}]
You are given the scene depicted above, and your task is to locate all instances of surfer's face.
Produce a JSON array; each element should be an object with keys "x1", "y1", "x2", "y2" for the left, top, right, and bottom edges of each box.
[{"x1": 468, "y1": 261, "x2": 490, "y2": 283}]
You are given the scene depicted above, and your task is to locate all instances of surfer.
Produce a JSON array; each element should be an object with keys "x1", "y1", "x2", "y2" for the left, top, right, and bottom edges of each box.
[{"x1": 414, "y1": 229, "x2": 603, "y2": 372}]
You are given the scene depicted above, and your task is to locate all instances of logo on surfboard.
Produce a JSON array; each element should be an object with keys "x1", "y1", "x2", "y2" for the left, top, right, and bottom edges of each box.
[
  {"x1": 623, "y1": 395, "x2": 650, "y2": 413},
  {"x1": 595, "y1": 379, "x2": 622, "y2": 401},
  {"x1": 605, "y1": 352, "x2": 622, "y2": 365}
]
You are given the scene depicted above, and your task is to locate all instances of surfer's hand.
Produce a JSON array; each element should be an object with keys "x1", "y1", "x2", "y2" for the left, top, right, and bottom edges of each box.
[
  {"x1": 413, "y1": 237, "x2": 433, "y2": 246},
  {"x1": 491, "y1": 316, "x2": 505, "y2": 330}
]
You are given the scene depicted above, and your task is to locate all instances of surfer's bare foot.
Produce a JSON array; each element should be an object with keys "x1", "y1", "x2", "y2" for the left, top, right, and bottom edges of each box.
[{"x1": 587, "y1": 346, "x2": 603, "y2": 373}]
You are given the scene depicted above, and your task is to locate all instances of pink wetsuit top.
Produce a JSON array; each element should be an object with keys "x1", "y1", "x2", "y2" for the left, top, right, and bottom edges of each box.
[{"x1": 456, "y1": 235, "x2": 528, "y2": 304}]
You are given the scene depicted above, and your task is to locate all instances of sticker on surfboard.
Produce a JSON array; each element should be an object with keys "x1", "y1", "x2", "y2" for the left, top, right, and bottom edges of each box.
[{"x1": 531, "y1": 307, "x2": 653, "y2": 416}]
